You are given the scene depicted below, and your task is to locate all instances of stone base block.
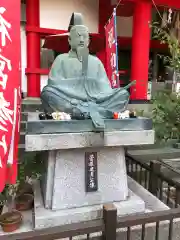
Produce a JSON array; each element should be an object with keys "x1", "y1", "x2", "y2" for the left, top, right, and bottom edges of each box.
[
  {"x1": 34, "y1": 181, "x2": 145, "y2": 229},
  {"x1": 42, "y1": 147, "x2": 129, "y2": 210}
]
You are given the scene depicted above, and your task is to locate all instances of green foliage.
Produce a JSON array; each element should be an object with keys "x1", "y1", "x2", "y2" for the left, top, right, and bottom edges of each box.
[
  {"x1": 151, "y1": 22, "x2": 180, "y2": 71},
  {"x1": 19, "y1": 152, "x2": 44, "y2": 182},
  {"x1": 152, "y1": 90, "x2": 180, "y2": 143},
  {"x1": 150, "y1": 21, "x2": 180, "y2": 143}
]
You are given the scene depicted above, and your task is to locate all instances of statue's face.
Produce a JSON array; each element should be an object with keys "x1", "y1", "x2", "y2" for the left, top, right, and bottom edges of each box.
[{"x1": 69, "y1": 26, "x2": 89, "y2": 50}]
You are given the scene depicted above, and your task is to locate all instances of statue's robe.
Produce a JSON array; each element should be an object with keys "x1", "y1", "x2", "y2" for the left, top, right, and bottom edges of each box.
[{"x1": 41, "y1": 52, "x2": 130, "y2": 130}]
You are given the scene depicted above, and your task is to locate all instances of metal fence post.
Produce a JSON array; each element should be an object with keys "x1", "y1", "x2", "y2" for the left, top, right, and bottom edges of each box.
[
  {"x1": 102, "y1": 203, "x2": 117, "y2": 240},
  {"x1": 148, "y1": 160, "x2": 161, "y2": 196}
]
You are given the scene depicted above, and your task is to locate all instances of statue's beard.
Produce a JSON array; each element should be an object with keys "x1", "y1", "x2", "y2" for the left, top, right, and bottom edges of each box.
[{"x1": 76, "y1": 46, "x2": 89, "y2": 62}]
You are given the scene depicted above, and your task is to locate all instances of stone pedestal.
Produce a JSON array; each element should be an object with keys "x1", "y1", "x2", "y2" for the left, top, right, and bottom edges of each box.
[
  {"x1": 26, "y1": 115, "x2": 154, "y2": 229},
  {"x1": 34, "y1": 181, "x2": 145, "y2": 229},
  {"x1": 42, "y1": 147, "x2": 128, "y2": 210}
]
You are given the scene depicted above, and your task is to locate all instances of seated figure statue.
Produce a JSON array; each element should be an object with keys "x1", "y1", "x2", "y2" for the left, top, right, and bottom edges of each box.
[{"x1": 41, "y1": 12, "x2": 133, "y2": 131}]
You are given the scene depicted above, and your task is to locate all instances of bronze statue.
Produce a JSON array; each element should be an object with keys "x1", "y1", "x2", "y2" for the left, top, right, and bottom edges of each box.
[{"x1": 41, "y1": 13, "x2": 133, "y2": 131}]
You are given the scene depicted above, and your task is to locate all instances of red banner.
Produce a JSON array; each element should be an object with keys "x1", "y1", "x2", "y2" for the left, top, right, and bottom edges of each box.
[
  {"x1": 0, "y1": 2, "x2": 21, "y2": 192},
  {"x1": 105, "y1": 9, "x2": 119, "y2": 88}
]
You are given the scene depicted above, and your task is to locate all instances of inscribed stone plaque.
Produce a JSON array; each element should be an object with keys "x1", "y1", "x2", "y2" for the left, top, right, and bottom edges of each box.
[{"x1": 85, "y1": 152, "x2": 98, "y2": 192}]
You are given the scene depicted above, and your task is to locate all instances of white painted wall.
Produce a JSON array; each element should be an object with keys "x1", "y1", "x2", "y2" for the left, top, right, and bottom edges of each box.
[
  {"x1": 20, "y1": 24, "x2": 27, "y2": 94},
  {"x1": 41, "y1": 75, "x2": 48, "y2": 91},
  {"x1": 40, "y1": 0, "x2": 99, "y2": 33}
]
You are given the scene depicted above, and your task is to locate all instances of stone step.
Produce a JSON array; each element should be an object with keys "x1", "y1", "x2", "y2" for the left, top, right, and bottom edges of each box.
[
  {"x1": 19, "y1": 100, "x2": 41, "y2": 162},
  {"x1": 22, "y1": 98, "x2": 41, "y2": 105},
  {"x1": 18, "y1": 143, "x2": 25, "y2": 149},
  {"x1": 20, "y1": 112, "x2": 40, "y2": 123},
  {"x1": 20, "y1": 121, "x2": 26, "y2": 132},
  {"x1": 21, "y1": 112, "x2": 28, "y2": 121},
  {"x1": 22, "y1": 104, "x2": 42, "y2": 113},
  {"x1": 22, "y1": 98, "x2": 42, "y2": 112},
  {"x1": 19, "y1": 132, "x2": 25, "y2": 145},
  {"x1": 18, "y1": 144, "x2": 25, "y2": 157}
]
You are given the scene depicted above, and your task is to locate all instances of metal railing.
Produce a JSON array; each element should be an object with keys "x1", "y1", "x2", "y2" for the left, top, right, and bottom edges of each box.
[
  {"x1": 2, "y1": 155, "x2": 180, "y2": 240},
  {"x1": 2, "y1": 205, "x2": 180, "y2": 240},
  {"x1": 126, "y1": 154, "x2": 180, "y2": 208}
]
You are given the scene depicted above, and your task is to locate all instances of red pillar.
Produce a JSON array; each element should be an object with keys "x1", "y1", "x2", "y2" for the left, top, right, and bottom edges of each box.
[
  {"x1": 97, "y1": 0, "x2": 112, "y2": 72},
  {"x1": 26, "y1": 0, "x2": 41, "y2": 97},
  {"x1": 98, "y1": 0, "x2": 111, "y2": 33},
  {"x1": 130, "y1": 0, "x2": 152, "y2": 100}
]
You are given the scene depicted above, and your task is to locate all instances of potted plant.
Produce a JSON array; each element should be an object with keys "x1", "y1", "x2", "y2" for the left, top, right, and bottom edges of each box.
[
  {"x1": 0, "y1": 183, "x2": 23, "y2": 232},
  {"x1": 14, "y1": 159, "x2": 34, "y2": 212},
  {"x1": 15, "y1": 192, "x2": 34, "y2": 212},
  {"x1": 15, "y1": 152, "x2": 43, "y2": 211},
  {"x1": 0, "y1": 210, "x2": 22, "y2": 233},
  {"x1": 0, "y1": 151, "x2": 43, "y2": 232}
]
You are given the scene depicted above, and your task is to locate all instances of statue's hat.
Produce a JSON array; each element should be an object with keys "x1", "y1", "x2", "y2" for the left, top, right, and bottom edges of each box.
[{"x1": 68, "y1": 12, "x2": 84, "y2": 32}]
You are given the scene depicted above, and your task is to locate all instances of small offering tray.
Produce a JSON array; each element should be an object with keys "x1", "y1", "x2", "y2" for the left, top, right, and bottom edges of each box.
[{"x1": 26, "y1": 113, "x2": 153, "y2": 135}]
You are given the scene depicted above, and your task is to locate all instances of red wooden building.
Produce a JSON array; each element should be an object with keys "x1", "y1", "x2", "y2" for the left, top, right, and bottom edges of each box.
[{"x1": 24, "y1": 0, "x2": 180, "y2": 100}]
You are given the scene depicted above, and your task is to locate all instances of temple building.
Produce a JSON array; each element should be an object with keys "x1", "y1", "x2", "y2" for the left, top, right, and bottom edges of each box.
[{"x1": 21, "y1": 0, "x2": 180, "y2": 101}]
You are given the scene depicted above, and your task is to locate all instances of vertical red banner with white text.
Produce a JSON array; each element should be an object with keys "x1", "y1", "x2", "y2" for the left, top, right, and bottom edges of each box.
[
  {"x1": 105, "y1": 8, "x2": 119, "y2": 88},
  {"x1": 0, "y1": 1, "x2": 21, "y2": 192}
]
